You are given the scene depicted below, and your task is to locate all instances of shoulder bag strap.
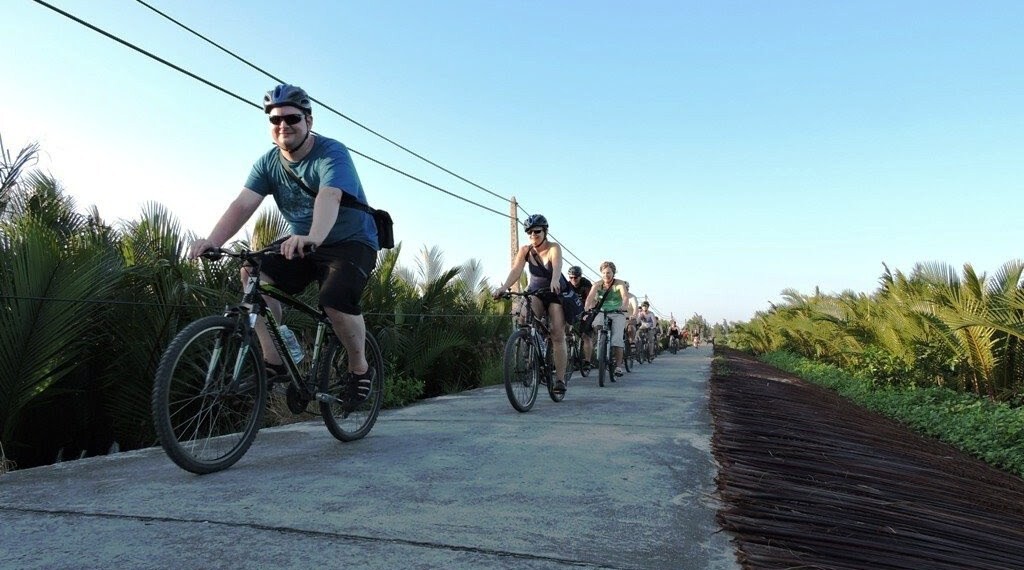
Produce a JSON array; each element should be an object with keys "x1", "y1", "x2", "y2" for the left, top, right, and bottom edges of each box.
[{"x1": 278, "y1": 153, "x2": 375, "y2": 214}]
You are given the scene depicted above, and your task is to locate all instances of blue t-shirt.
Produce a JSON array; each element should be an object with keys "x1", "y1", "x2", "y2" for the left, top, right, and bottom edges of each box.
[{"x1": 245, "y1": 136, "x2": 378, "y2": 249}]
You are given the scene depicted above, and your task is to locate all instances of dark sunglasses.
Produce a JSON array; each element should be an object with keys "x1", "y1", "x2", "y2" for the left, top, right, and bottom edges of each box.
[
  {"x1": 269, "y1": 114, "x2": 304, "y2": 126},
  {"x1": 568, "y1": 275, "x2": 580, "y2": 279},
  {"x1": 526, "y1": 228, "x2": 545, "y2": 235}
]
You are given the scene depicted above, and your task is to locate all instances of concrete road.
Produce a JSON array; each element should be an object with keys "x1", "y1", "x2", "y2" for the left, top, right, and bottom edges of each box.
[{"x1": 0, "y1": 345, "x2": 737, "y2": 569}]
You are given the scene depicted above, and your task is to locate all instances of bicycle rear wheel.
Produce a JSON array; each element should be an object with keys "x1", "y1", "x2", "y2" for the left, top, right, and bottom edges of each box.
[
  {"x1": 152, "y1": 315, "x2": 266, "y2": 474},
  {"x1": 318, "y1": 332, "x2": 385, "y2": 442},
  {"x1": 503, "y1": 330, "x2": 539, "y2": 412},
  {"x1": 565, "y1": 332, "x2": 578, "y2": 382}
]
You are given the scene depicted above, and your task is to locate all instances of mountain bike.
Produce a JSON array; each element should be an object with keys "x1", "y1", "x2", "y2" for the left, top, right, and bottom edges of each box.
[
  {"x1": 589, "y1": 309, "x2": 626, "y2": 387},
  {"x1": 151, "y1": 245, "x2": 384, "y2": 474},
  {"x1": 566, "y1": 324, "x2": 591, "y2": 380},
  {"x1": 638, "y1": 329, "x2": 654, "y2": 363},
  {"x1": 500, "y1": 290, "x2": 565, "y2": 412}
]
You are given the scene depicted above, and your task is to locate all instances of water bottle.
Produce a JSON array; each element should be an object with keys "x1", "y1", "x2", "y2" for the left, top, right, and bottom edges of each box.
[{"x1": 278, "y1": 325, "x2": 305, "y2": 364}]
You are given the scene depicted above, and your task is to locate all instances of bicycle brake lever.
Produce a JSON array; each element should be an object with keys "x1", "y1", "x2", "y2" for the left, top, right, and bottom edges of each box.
[{"x1": 200, "y1": 249, "x2": 223, "y2": 261}]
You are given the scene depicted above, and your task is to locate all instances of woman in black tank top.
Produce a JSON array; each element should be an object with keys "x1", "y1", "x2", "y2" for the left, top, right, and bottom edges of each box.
[{"x1": 492, "y1": 214, "x2": 569, "y2": 394}]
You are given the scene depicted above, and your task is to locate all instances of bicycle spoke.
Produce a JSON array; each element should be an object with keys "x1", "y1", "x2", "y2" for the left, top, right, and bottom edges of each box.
[
  {"x1": 152, "y1": 316, "x2": 265, "y2": 474},
  {"x1": 319, "y1": 332, "x2": 384, "y2": 442}
]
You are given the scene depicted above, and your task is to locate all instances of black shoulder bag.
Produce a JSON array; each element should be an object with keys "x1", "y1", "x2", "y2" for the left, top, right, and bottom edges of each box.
[
  {"x1": 582, "y1": 284, "x2": 614, "y2": 331},
  {"x1": 279, "y1": 156, "x2": 394, "y2": 249}
]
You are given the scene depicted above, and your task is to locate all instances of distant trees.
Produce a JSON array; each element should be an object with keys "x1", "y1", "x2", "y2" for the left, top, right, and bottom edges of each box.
[{"x1": 728, "y1": 263, "x2": 1024, "y2": 401}]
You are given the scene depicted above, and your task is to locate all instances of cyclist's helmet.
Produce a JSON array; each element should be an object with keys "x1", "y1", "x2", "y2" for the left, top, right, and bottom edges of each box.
[
  {"x1": 263, "y1": 84, "x2": 312, "y2": 114},
  {"x1": 568, "y1": 266, "x2": 582, "y2": 277},
  {"x1": 523, "y1": 214, "x2": 548, "y2": 232},
  {"x1": 641, "y1": 301, "x2": 650, "y2": 308}
]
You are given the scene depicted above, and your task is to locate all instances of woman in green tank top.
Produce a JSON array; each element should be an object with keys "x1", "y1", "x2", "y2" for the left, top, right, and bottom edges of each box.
[{"x1": 584, "y1": 261, "x2": 630, "y2": 376}]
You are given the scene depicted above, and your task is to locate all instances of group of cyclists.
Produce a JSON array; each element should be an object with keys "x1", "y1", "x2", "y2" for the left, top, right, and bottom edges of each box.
[
  {"x1": 189, "y1": 82, "x2": 689, "y2": 405},
  {"x1": 493, "y1": 213, "x2": 687, "y2": 397}
]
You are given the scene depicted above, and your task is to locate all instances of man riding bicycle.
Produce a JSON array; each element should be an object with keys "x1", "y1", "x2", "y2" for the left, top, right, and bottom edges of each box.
[
  {"x1": 188, "y1": 83, "x2": 379, "y2": 402},
  {"x1": 567, "y1": 266, "x2": 594, "y2": 363}
]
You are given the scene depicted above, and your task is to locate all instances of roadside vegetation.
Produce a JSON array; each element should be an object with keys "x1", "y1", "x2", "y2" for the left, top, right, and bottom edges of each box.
[
  {"x1": 725, "y1": 266, "x2": 1024, "y2": 477},
  {"x1": 0, "y1": 136, "x2": 512, "y2": 471}
]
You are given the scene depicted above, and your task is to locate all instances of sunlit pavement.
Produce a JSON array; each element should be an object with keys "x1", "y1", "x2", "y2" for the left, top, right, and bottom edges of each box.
[{"x1": 0, "y1": 345, "x2": 737, "y2": 570}]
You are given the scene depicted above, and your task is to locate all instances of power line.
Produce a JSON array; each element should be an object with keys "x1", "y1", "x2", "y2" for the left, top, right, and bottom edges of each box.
[
  {"x1": 30, "y1": 0, "x2": 649, "y2": 305},
  {"x1": 30, "y1": 0, "x2": 511, "y2": 221},
  {"x1": 132, "y1": 0, "x2": 511, "y2": 207},
  {"x1": 128, "y1": 0, "x2": 609, "y2": 283}
]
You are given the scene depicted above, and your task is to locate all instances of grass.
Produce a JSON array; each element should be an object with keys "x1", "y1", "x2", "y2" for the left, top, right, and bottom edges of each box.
[
  {"x1": 479, "y1": 356, "x2": 504, "y2": 387},
  {"x1": 762, "y1": 350, "x2": 1024, "y2": 479}
]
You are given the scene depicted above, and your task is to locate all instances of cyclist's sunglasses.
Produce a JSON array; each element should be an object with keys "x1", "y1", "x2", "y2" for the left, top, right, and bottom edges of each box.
[
  {"x1": 526, "y1": 228, "x2": 544, "y2": 235},
  {"x1": 269, "y1": 114, "x2": 304, "y2": 126}
]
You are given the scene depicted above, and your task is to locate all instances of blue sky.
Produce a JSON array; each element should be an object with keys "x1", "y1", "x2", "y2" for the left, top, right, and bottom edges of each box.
[{"x1": 2, "y1": 0, "x2": 1022, "y2": 324}]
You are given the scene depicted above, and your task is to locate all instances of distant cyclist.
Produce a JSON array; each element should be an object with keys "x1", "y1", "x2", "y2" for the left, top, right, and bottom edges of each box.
[
  {"x1": 636, "y1": 301, "x2": 657, "y2": 359},
  {"x1": 584, "y1": 261, "x2": 630, "y2": 377},
  {"x1": 493, "y1": 214, "x2": 568, "y2": 395},
  {"x1": 668, "y1": 320, "x2": 681, "y2": 351}
]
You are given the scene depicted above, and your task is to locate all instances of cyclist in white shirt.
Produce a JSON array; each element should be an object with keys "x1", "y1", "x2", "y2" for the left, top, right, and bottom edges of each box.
[{"x1": 635, "y1": 301, "x2": 657, "y2": 359}]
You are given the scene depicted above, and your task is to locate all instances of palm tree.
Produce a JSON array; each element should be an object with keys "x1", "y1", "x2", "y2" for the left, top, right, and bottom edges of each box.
[
  {"x1": 0, "y1": 169, "x2": 122, "y2": 464},
  {"x1": 0, "y1": 136, "x2": 39, "y2": 216}
]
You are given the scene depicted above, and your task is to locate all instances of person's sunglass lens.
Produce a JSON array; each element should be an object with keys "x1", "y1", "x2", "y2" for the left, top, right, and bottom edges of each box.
[{"x1": 269, "y1": 114, "x2": 303, "y2": 126}]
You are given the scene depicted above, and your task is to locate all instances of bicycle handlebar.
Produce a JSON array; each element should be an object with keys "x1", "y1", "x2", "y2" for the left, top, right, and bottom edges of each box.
[{"x1": 198, "y1": 242, "x2": 316, "y2": 261}]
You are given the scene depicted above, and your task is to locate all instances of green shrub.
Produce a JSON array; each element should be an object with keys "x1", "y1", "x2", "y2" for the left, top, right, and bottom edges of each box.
[
  {"x1": 479, "y1": 356, "x2": 504, "y2": 387},
  {"x1": 383, "y1": 373, "x2": 424, "y2": 409}
]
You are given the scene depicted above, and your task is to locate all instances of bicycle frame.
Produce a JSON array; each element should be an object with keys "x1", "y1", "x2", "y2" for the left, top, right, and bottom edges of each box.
[
  {"x1": 590, "y1": 309, "x2": 624, "y2": 386},
  {"x1": 215, "y1": 246, "x2": 337, "y2": 400},
  {"x1": 511, "y1": 291, "x2": 552, "y2": 379}
]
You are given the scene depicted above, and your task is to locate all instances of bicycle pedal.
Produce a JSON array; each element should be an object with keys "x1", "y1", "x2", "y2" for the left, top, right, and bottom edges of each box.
[{"x1": 315, "y1": 392, "x2": 341, "y2": 405}]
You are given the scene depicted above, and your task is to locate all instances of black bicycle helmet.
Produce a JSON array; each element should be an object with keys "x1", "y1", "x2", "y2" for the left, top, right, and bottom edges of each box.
[
  {"x1": 568, "y1": 266, "x2": 582, "y2": 277},
  {"x1": 263, "y1": 84, "x2": 312, "y2": 114},
  {"x1": 523, "y1": 214, "x2": 548, "y2": 231}
]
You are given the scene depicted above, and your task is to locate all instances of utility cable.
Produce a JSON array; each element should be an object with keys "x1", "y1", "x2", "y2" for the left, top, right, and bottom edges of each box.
[
  {"x1": 132, "y1": 0, "x2": 511, "y2": 206},
  {"x1": 31, "y1": 0, "x2": 643, "y2": 304},
  {"x1": 30, "y1": 0, "x2": 511, "y2": 221}
]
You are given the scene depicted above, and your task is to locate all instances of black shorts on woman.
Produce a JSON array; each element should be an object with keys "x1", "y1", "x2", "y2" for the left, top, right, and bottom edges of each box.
[
  {"x1": 530, "y1": 289, "x2": 563, "y2": 308},
  {"x1": 258, "y1": 238, "x2": 376, "y2": 315}
]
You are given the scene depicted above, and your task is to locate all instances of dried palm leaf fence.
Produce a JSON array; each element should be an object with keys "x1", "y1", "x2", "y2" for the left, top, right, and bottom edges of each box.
[{"x1": 709, "y1": 347, "x2": 1024, "y2": 570}]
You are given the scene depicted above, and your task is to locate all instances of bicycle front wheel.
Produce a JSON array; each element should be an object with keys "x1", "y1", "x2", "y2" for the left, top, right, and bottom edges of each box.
[
  {"x1": 565, "y1": 332, "x2": 578, "y2": 382},
  {"x1": 152, "y1": 315, "x2": 267, "y2": 474},
  {"x1": 503, "y1": 330, "x2": 539, "y2": 412},
  {"x1": 318, "y1": 332, "x2": 385, "y2": 442},
  {"x1": 597, "y1": 331, "x2": 608, "y2": 387},
  {"x1": 546, "y1": 337, "x2": 564, "y2": 403}
]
